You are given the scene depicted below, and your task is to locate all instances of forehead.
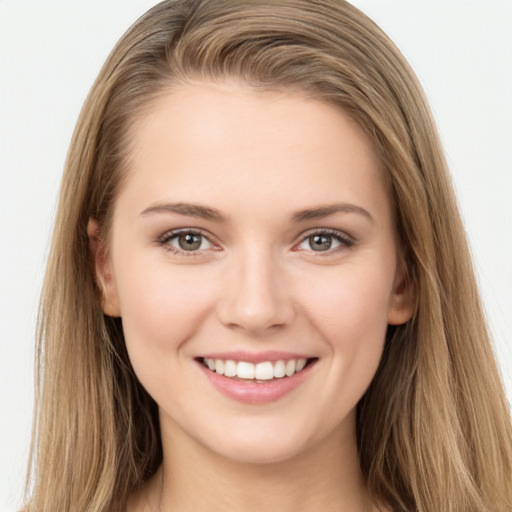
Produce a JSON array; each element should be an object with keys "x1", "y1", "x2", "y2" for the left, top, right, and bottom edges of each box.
[{"x1": 117, "y1": 81, "x2": 391, "y2": 224}]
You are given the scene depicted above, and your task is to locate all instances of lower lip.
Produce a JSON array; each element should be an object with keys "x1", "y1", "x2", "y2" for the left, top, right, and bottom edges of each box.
[{"x1": 197, "y1": 360, "x2": 316, "y2": 404}]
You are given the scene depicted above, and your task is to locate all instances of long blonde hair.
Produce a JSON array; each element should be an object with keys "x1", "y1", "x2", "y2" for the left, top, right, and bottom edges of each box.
[{"x1": 26, "y1": 1, "x2": 512, "y2": 511}]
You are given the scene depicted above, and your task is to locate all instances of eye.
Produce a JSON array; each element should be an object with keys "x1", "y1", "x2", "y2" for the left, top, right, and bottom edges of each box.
[
  {"x1": 159, "y1": 230, "x2": 214, "y2": 254},
  {"x1": 297, "y1": 230, "x2": 353, "y2": 253}
]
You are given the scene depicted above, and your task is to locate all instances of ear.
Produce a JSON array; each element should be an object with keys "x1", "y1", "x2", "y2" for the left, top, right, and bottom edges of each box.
[
  {"x1": 87, "y1": 218, "x2": 121, "y2": 317},
  {"x1": 387, "y1": 259, "x2": 414, "y2": 326}
]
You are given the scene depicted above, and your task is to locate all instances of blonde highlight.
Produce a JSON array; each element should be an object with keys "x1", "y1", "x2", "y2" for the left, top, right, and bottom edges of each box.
[{"x1": 25, "y1": 1, "x2": 512, "y2": 511}]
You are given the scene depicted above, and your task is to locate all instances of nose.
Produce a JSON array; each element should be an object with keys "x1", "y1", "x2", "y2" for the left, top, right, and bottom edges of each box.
[{"x1": 216, "y1": 247, "x2": 295, "y2": 335}]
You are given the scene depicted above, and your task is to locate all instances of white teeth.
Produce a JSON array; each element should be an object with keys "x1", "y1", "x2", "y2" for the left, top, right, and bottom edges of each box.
[
  {"x1": 237, "y1": 361, "x2": 255, "y2": 379},
  {"x1": 285, "y1": 359, "x2": 296, "y2": 376},
  {"x1": 255, "y1": 362, "x2": 274, "y2": 380},
  {"x1": 203, "y1": 357, "x2": 311, "y2": 380},
  {"x1": 224, "y1": 360, "x2": 237, "y2": 377},
  {"x1": 215, "y1": 359, "x2": 225, "y2": 375},
  {"x1": 296, "y1": 358, "x2": 307, "y2": 372},
  {"x1": 273, "y1": 360, "x2": 286, "y2": 378}
]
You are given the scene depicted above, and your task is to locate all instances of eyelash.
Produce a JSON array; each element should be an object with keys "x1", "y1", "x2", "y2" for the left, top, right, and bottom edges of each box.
[
  {"x1": 156, "y1": 228, "x2": 354, "y2": 257},
  {"x1": 297, "y1": 228, "x2": 354, "y2": 255},
  {"x1": 157, "y1": 228, "x2": 215, "y2": 257}
]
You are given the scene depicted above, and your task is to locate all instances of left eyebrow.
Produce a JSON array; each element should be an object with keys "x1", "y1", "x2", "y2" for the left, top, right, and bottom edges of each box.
[
  {"x1": 139, "y1": 202, "x2": 228, "y2": 223},
  {"x1": 290, "y1": 203, "x2": 374, "y2": 223}
]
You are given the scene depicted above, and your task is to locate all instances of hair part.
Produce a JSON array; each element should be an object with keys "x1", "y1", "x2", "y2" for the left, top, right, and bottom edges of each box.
[{"x1": 26, "y1": 1, "x2": 512, "y2": 511}]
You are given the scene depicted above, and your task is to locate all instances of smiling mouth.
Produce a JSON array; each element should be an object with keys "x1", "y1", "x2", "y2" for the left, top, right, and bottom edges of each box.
[{"x1": 199, "y1": 357, "x2": 318, "y2": 382}]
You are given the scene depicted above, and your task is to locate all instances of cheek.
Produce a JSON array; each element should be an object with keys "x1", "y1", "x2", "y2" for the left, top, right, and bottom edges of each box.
[
  {"x1": 112, "y1": 255, "x2": 217, "y2": 374},
  {"x1": 301, "y1": 262, "x2": 393, "y2": 340},
  {"x1": 298, "y1": 263, "x2": 393, "y2": 391}
]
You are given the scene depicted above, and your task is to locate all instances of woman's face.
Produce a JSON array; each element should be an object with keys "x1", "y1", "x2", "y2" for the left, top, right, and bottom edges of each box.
[{"x1": 93, "y1": 81, "x2": 412, "y2": 464}]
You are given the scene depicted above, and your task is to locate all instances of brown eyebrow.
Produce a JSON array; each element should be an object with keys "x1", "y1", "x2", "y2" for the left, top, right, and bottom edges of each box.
[
  {"x1": 140, "y1": 201, "x2": 373, "y2": 224},
  {"x1": 290, "y1": 203, "x2": 374, "y2": 223},
  {"x1": 140, "y1": 202, "x2": 228, "y2": 222}
]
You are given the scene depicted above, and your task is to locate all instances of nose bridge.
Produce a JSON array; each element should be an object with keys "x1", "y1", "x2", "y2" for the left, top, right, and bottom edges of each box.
[{"x1": 217, "y1": 242, "x2": 293, "y2": 333}]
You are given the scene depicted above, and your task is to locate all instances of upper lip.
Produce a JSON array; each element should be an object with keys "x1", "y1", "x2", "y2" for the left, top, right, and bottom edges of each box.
[{"x1": 196, "y1": 351, "x2": 315, "y2": 364}]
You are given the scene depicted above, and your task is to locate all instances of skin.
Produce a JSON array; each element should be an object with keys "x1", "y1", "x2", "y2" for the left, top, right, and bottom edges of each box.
[{"x1": 89, "y1": 81, "x2": 413, "y2": 511}]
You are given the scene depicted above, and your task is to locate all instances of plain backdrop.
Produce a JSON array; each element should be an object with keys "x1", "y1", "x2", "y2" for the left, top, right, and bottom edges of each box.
[{"x1": 1, "y1": 1, "x2": 511, "y2": 510}]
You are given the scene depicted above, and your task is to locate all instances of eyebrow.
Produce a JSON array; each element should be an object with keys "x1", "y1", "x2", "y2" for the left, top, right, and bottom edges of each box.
[
  {"x1": 140, "y1": 202, "x2": 228, "y2": 222},
  {"x1": 290, "y1": 203, "x2": 374, "y2": 223},
  {"x1": 140, "y1": 201, "x2": 373, "y2": 224}
]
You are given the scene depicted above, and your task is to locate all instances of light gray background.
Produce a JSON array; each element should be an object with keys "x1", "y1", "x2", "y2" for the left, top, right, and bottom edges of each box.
[{"x1": 1, "y1": 1, "x2": 511, "y2": 510}]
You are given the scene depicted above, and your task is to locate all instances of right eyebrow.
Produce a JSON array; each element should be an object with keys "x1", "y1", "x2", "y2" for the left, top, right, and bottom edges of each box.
[{"x1": 139, "y1": 202, "x2": 228, "y2": 223}]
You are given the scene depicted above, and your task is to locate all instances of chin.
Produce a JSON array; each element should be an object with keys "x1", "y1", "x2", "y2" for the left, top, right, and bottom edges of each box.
[
  {"x1": 195, "y1": 421, "x2": 318, "y2": 466},
  {"x1": 213, "y1": 440, "x2": 308, "y2": 466}
]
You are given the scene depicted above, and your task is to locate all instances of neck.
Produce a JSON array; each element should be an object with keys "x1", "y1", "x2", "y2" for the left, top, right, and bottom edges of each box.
[{"x1": 147, "y1": 413, "x2": 375, "y2": 512}]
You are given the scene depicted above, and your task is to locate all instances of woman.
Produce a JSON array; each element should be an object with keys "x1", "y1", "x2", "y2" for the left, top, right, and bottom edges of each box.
[{"x1": 24, "y1": 1, "x2": 512, "y2": 511}]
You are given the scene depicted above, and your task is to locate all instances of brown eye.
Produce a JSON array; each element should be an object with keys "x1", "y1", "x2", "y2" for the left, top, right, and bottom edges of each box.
[
  {"x1": 177, "y1": 233, "x2": 203, "y2": 251},
  {"x1": 308, "y1": 234, "x2": 333, "y2": 251},
  {"x1": 297, "y1": 230, "x2": 353, "y2": 254},
  {"x1": 159, "y1": 229, "x2": 217, "y2": 256}
]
